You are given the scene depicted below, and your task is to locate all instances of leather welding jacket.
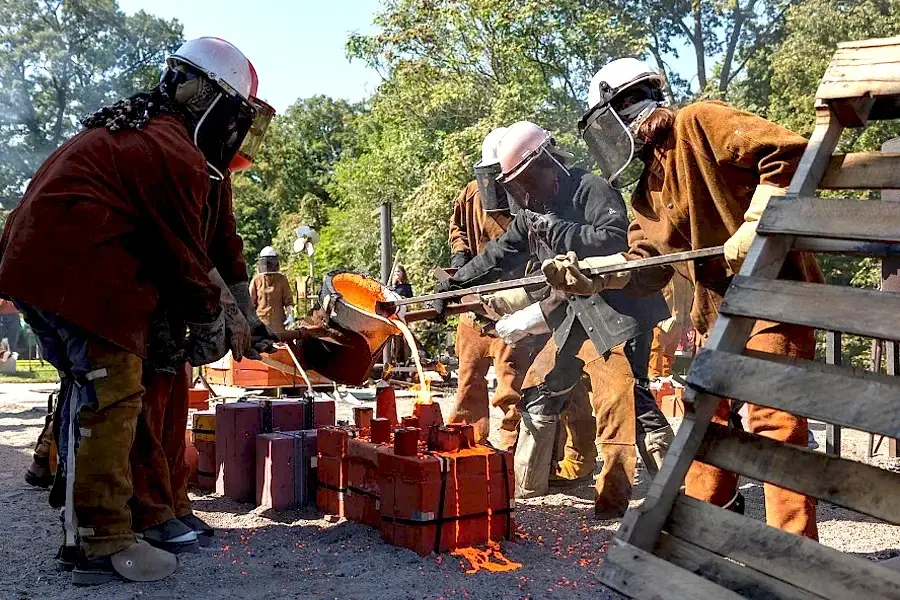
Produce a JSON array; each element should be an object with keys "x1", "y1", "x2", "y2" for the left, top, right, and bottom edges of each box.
[
  {"x1": 147, "y1": 175, "x2": 248, "y2": 371},
  {"x1": 449, "y1": 168, "x2": 668, "y2": 357},
  {"x1": 0, "y1": 114, "x2": 219, "y2": 356}
]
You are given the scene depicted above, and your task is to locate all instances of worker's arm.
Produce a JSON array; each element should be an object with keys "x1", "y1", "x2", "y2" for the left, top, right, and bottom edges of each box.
[
  {"x1": 448, "y1": 183, "x2": 475, "y2": 267},
  {"x1": 448, "y1": 211, "x2": 531, "y2": 288},
  {"x1": 282, "y1": 274, "x2": 294, "y2": 308},
  {"x1": 544, "y1": 173, "x2": 630, "y2": 258},
  {"x1": 206, "y1": 176, "x2": 249, "y2": 285},
  {"x1": 623, "y1": 220, "x2": 676, "y2": 295}
]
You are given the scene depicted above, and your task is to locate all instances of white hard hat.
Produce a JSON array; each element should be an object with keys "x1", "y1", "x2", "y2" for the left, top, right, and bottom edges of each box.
[
  {"x1": 587, "y1": 57, "x2": 662, "y2": 110},
  {"x1": 259, "y1": 246, "x2": 278, "y2": 258},
  {"x1": 478, "y1": 127, "x2": 508, "y2": 167},
  {"x1": 167, "y1": 37, "x2": 257, "y2": 103}
]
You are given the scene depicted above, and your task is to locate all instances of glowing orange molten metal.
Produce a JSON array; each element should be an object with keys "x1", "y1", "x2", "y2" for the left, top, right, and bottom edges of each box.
[
  {"x1": 452, "y1": 542, "x2": 522, "y2": 574},
  {"x1": 332, "y1": 272, "x2": 430, "y2": 403}
]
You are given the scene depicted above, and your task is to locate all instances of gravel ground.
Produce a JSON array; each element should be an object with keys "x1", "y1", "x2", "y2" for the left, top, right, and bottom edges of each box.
[{"x1": 0, "y1": 382, "x2": 897, "y2": 599}]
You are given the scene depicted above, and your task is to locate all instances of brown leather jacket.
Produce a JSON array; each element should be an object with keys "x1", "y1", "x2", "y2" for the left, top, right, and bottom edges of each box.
[
  {"x1": 449, "y1": 180, "x2": 512, "y2": 257},
  {"x1": 449, "y1": 180, "x2": 514, "y2": 329},
  {"x1": 250, "y1": 272, "x2": 293, "y2": 333},
  {"x1": 625, "y1": 101, "x2": 824, "y2": 338},
  {"x1": 0, "y1": 115, "x2": 218, "y2": 355}
]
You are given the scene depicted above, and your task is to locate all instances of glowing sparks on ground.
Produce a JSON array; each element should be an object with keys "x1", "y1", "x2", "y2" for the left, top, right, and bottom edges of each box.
[{"x1": 451, "y1": 542, "x2": 522, "y2": 574}]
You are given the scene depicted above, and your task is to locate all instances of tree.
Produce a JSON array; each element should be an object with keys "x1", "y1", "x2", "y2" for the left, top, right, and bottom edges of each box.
[
  {"x1": 0, "y1": 0, "x2": 183, "y2": 207},
  {"x1": 230, "y1": 95, "x2": 361, "y2": 274},
  {"x1": 334, "y1": 0, "x2": 646, "y2": 297},
  {"x1": 608, "y1": 0, "x2": 794, "y2": 101}
]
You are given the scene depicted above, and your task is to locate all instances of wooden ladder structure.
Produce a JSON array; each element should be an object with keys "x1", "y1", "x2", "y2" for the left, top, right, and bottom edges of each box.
[{"x1": 600, "y1": 36, "x2": 900, "y2": 600}]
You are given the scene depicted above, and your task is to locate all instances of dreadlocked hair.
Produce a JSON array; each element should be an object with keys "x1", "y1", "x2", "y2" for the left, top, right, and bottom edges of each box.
[{"x1": 81, "y1": 83, "x2": 179, "y2": 132}]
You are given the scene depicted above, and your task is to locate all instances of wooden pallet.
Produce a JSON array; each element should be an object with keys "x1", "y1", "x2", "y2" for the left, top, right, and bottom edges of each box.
[{"x1": 601, "y1": 36, "x2": 900, "y2": 599}]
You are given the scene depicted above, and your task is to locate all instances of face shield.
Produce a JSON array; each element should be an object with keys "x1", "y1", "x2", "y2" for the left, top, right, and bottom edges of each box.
[
  {"x1": 578, "y1": 102, "x2": 635, "y2": 185},
  {"x1": 230, "y1": 98, "x2": 275, "y2": 172},
  {"x1": 499, "y1": 147, "x2": 569, "y2": 214},
  {"x1": 473, "y1": 160, "x2": 509, "y2": 212},
  {"x1": 191, "y1": 91, "x2": 256, "y2": 179}
]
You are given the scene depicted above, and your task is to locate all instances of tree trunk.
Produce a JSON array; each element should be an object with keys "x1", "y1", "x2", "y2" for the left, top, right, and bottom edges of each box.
[
  {"x1": 719, "y1": 0, "x2": 751, "y2": 93},
  {"x1": 692, "y1": 0, "x2": 707, "y2": 90},
  {"x1": 648, "y1": 40, "x2": 675, "y2": 104}
]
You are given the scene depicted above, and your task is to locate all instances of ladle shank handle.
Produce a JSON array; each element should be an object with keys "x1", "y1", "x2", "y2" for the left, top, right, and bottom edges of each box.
[{"x1": 403, "y1": 301, "x2": 484, "y2": 323}]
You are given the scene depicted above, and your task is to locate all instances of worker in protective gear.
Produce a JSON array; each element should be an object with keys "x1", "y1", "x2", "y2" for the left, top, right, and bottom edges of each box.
[
  {"x1": 545, "y1": 57, "x2": 821, "y2": 538},
  {"x1": 128, "y1": 44, "x2": 280, "y2": 556},
  {"x1": 0, "y1": 36, "x2": 267, "y2": 585},
  {"x1": 250, "y1": 246, "x2": 295, "y2": 333},
  {"x1": 434, "y1": 121, "x2": 670, "y2": 517},
  {"x1": 649, "y1": 273, "x2": 693, "y2": 378},
  {"x1": 447, "y1": 127, "x2": 537, "y2": 451}
]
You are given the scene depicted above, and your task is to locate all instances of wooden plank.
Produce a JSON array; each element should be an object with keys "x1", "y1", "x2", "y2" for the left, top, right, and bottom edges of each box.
[
  {"x1": 599, "y1": 538, "x2": 744, "y2": 600},
  {"x1": 757, "y1": 197, "x2": 900, "y2": 243},
  {"x1": 667, "y1": 495, "x2": 900, "y2": 600},
  {"x1": 619, "y1": 109, "x2": 846, "y2": 551},
  {"x1": 837, "y1": 36, "x2": 900, "y2": 50},
  {"x1": 656, "y1": 533, "x2": 827, "y2": 600},
  {"x1": 696, "y1": 424, "x2": 900, "y2": 524},
  {"x1": 820, "y1": 152, "x2": 900, "y2": 189},
  {"x1": 720, "y1": 276, "x2": 900, "y2": 342},
  {"x1": 793, "y1": 238, "x2": 900, "y2": 255},
  {"x1": 817, "y1": 42, "x2": 900, "y2": 101},
  {"x1": 688, "y1": 349, "x2": 900, "y2": 438}
]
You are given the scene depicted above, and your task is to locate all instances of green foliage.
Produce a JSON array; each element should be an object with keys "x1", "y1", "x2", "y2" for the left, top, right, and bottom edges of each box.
[
  {"x1": 231, "y1": 95, "x2": 362, "y2": 273},
  {"x1": 0, "y1": 0, "x2": 183, "y2": 207}
]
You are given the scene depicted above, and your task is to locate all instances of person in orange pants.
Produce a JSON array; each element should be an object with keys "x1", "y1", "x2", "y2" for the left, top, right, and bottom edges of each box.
[
  {"x1": 649, "y1": 273, "x2": 692, "y2": 379},
  {"x1": 544, "y1": 57, "x2": 819, "y2": 538},
  {"x1": 447, "y1": 127, "x2": 532, "y2": 451},
  {"x1": 129, "y1": 144, "x2": 281, "y2": 553},
  {"x1": 453, "y1": 318, "x2": 535, "y2": 450}
]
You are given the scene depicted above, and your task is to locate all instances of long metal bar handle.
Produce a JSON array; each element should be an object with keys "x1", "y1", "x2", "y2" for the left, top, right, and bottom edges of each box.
[{"x1": 386, "y1": 246, "x2": 725, "y2": 309}]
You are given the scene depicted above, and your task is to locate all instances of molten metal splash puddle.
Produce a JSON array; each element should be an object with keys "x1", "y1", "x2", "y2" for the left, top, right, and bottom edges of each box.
[{"x1": 451, "y1": 541, "x2": 522, "y2": 574}]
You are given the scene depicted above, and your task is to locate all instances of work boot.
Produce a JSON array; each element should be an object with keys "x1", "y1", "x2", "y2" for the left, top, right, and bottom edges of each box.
[
  {"x1": 496, "y1": 427, "x2": 519, "y2": 453},
  {"x1": 56, "y1": 544, "x2": 82, "y2": 572},
  {"x1": 636, "y1": 425, "x2": 674, "y2": 478},
  {"x1": 514, "y1": 411, "x2": 560, "y2": 499},
  {"x1": 179, "y1": 513, "x2": 215, "y2": 547},
  {"x1": 549, "y1": 456, "x2": 594, "y2": 485},
  {"x1": 24, "y1": 456, "x2": 54, "y2": 489},
  {"x1": 72, "y1": 540, "x2": 176, "y2": 586},
  {"x1": 139, "y1": 518, "x2": 199, "y2": 554},
  {"x1": 594, "y1": 444, "x2": 636, "y2": 521}
]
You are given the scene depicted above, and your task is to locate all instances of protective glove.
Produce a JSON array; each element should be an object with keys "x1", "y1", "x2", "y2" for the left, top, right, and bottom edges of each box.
[
  {"x1": 495, "y1": 302, "x2": 550, "y2": 346},
  {"x1": 431, "y1": 278, "x2": 459, "y2": 321},
  {"x1": 146, "y1": 312, "x2": 186, "y2": 375},
  {"x1": 724, "y1": 184, "x2": 786, "y2": 273},
  {"x1": 228, "y1": 281, "x2": 278, "y2": 359},
  {"x1": 541, "y1": 251, "x2": 629, "y2": 296},
  {"x1": 523, "y1": 210, "x2": 561, "y2": 254},
  {"x1": 207, "y1": 269, "x2": 252, "y2": 360},
  {"x1": 482, "y1": 288, "x2": 532, "y2": 317},
  {"x1": 185, "y1": 308, "x2": 228, "y2": 366},
  {"x1": 450, "y1": 251, "x2": 471, "y2": 269}
]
